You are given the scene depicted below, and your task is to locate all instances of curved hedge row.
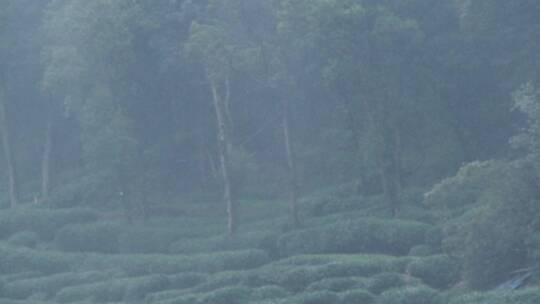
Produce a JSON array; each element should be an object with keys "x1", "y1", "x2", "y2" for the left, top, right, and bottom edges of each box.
[{"x1": 277, "y1": 218, "x2": 431, "y2": 256}]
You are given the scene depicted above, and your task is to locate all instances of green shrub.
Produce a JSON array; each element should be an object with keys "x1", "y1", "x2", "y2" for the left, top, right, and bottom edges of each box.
[
  {"x1": 258, "y1": 254, "x2": 409, "y2": 292},
  {"x1": 317, "y1": 255, "x2": 410, "y2": 278},
  {"x1": 293, "y1": 291, "x2": 340, "y2": 304},
  {"x1": 367, "y1": 273, "x2": 407, "y2": 294},
  {"x1": 54, "y1": 280, "x2": 123, "y2": 303},
  {"x1": 250, "y1": 285, "x2": 290, "y2": 301},
  {"x1": 406, "y1": 255, "x2": 460, "y2": 289},
  {"x1": 2, "y1": 271, "x2": 116, "y2": 300},
  {"x1": 277, "y1": 218, "x2": 430, "y2": 256},
  {"x1": 462, "y1": 201, "x2": 529, "y2": 289},
  {"x1": 118, "y1": 227, "x2": 185, "y2": 254},
  {"x1": 425, "y1": 160, "x2": 539, "y2": 289},
  {"x1": 8, "y1": 231, "x2": 39, "y2": 248},
  {"x1": 80, "y1": 249, "x2": 270, "y2": 276},
  {"x1": 408, "y1": 245, "x2": 433, "y2": 257},
  {"x1": 55, "y1": 275, "x2": 169, "y2": 303},
  {"x1": 377, "y1": 286, "x2": 437, "y2": 304},
  {"x1": 144, "y1": 289, "x2": 191, "y2": 303},
  {"x1": 123, "y1": 275, "x2": 171, "y2": 302},
  {"x1": 425, "y1": 227, "x2": 443, "y2": 248},
  {"x1": 0, "y1": 208, "x2": 97, "y2": 240},
  {"x1": 191, "y1": 271, "x2": 250, "y2": 293},
  {"x1": 261, "y1": 266, "x2": 322, "y2": 292},
  {"x1": 339, "y1": 289, "x2": 375, "y2": 304},
  {"x1": 54, "y1": 222, "x2": 121, "y2": 253},
  {"x1": 169, "y1": 230, "x2": 279, "y2": 256},
  {"x1": 304, "y1": 194, "x2": 366, "y2": 217},
  {"x1": 168, "y1": 273, "x2": 207, "y2": 290},
  {"x1": 306, "y1": 277, "x2": 359, "y2": 292},
  {"x1": 0, "y1": 245, "x2": 74, "y2": 275},
  {"x1": 448, "y1": 288, "x2": 540, "y2": 304},
  {"x1": 198, "y1": 286, "x2": 251, "y2": 304},
  {"x1": 45, "y1": 172, "x2": 116, "y2": 209}
]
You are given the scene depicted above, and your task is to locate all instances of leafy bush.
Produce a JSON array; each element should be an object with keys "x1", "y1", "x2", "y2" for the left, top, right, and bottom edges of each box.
[
  {"x1": 377, "y1": 286, "x2": 437, "y2": 304},
  {"x1": 448, "y1": 288, "x2": 540, "y2": 304},
  {"x1": 408, "y1": 245, "x2": 433, "y2": 257},
  {"x1": 198, "y1": 286, "x2": 251, "y2": 304},
  {"x1": 306, "y1": 277, "x2": 359, "y2": 292},
  {"x1": 54, "y1": 280, "x2": 123, "y2": 303},
  {"x1": 169, "y1": 230, "x2": 279, "y2": 256},
  {"x1": 45, "y1": 172, "x2": 117, "y2": 209},
  {"x1": 367, "y1": 272, "x2": 407, "y2": 294},
  {"x1": 0, "y1": 208, "x2": 97, "y2": 240},
  {"x1": 79, "y1": 249, "x2": 270, "y2": 275},
  {"x1": 54, "y1": 275, "x2": 169, "y2": 303},
  {"x1": 293, "y1": 291, "x2": 340, "y2": 304},
  {"x1": 304, "y1": 194, "x2": 366, "y2": 217},
  {"x1": 0, "y1": 245, "x2": 74, "y2": 275},
  {"x1": 123, "y1": 275, "x2": 170, "y2": 302},
  {"x1": 254, "y1": 255, "x2": 407, "y2": 293},
  {"x1": 406, "y1": 255, "x2": 460, "y2": 289},
  {"x1": 144, "y1": 289, "x2": 191, "y2": 303},
  {"x1": 191, "y1": 271, "x2": 250, "y2": 293},
  {"x1": 7, "y1": 231, "x2": 39, "y2": 248},
  {"x1": 117, "y1": 227, "x2": 185, "y2": 254},
  {"x1": 260, "y1": 266, "x2": 322, "y2": 292},
  {"x1": 54, "y1": 222, "x2": 121, "y2": 253},
  {"x1": 277, "y1": 218, "x2": 430, "y2": 256},
  {"x1": 250, "y1": 285, "x2": 290, "y2": 301},
  {"x1": 425, "y1": 160, "x2": 540, "y2": 289},
  {"x1": 2, "y1": 271, "x2": 116, "y2": 300},
  {"x1": 168, "y1": 272, "x2": 207, "y2": 290},
  {"x1": 339, "y1": 289, "x2": 375, "y2": 304}
]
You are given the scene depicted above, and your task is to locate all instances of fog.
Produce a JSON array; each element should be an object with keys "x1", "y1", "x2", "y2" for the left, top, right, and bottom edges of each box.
[{"x1": 0, "y1": 1, "x2": 539, "y2": 303}]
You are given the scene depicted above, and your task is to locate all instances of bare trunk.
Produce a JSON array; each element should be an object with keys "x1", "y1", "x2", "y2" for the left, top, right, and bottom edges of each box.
[
  {"x1": 119, "y1": 179, "x2": 133, "y2": 223},
  {"x1": 206, "y1": 147, "x2": 219, "y2": 181},
  {"x1": 137, "y1": 155, "x2": 149, "y2": 221},
  {"x1": 210, "y1": 77, "x2": 237, "y2": 237},
  {"x1": 0, "y1": 95, "x2": 19, "y2": 208},
  {"x1": 41, "y1": 117, "x2": 53, "y2": 202},
  {"x1": 223, "y1": 75, "x2": 234, "y2": 135},
  {"x1": 283, "y1": 98, "x2": 300, "y2": 228},
  {"x1": 379, "y1": 125, "x2": 401, "y2": 217},
  {"x1": 393, "y1": 126, "x2": 402, "y2": 194}
]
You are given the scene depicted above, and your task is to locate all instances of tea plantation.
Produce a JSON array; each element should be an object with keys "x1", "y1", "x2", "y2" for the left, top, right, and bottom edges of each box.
[{"x1": 0, "y1": 188, "x2": 538, "y2": 304}]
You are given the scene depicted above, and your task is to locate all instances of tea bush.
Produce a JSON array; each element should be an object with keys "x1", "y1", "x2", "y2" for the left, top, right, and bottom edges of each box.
[
  {"x1": 7, "y1": 231, "x2": 39, "y2": 248},
  {"x1": 277, "y1": 218, "x2": 430, "y2": 256},
  {"x1": 0, "y1": 208, "x2": 97, "y2": 240},
  {"x1": 377, "y1": 286, "x2": 437, "y2": 304},
  {"x1": 406, "y1": 255, "x2": 460, "y2": 289},
  {"x1": 339, "y1": 289, "x2": 375, "y2": 304},
  {"x1": 54, "y1": 222, "x2": 121, "y2": 253}
]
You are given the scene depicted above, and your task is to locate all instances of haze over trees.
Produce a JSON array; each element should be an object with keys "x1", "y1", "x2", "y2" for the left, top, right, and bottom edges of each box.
[{"x1": 1, "y1": 0, "x2": 540, "y2": 303}]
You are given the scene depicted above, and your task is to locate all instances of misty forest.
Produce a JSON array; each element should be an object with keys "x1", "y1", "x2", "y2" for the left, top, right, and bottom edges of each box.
[{"x1": 1, "y1": 0, "x2": 540, "y2": 303}]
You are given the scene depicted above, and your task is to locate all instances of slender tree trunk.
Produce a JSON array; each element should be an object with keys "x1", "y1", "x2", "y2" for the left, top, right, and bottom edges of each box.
[
  {"x1": 340, "y1": 93, "x2": 365, "y2": 188},
  {"x1": 41, "y1": 117, "x2": 53, "y2": 202},
  {"x1": 118, "y1": 177, "x2": 133, "y2": 223},
  {"x1": 381, "y1": 126, "x2": 401, "y2": 217},
  {"x1": 137, "y1": 153, "x2": 149, "y2": 220},
  {"x1": 206, "y1": 147, "x2": 219, "y2": 181},
  {"x1": 283, "y1": 98, "x2": 300, "y2": 228},
  {"x1": 0, "y1": 95, "x2": 19, "y2": 208},
  {"x1": 210, "y1": 76, "x2": 237, "y2": 237},
  {"x1": 393, "y1": 126, "x2": 403, "y2": 194}
]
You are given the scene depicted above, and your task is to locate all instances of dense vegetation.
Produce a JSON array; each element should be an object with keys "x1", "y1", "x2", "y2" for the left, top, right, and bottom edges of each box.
[{"x1": 1, "y1": 0, "x2": 540, "y2": 303}]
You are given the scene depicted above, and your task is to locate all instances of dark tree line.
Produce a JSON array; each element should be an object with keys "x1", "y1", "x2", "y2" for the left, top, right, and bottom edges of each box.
[{"x1": 0, "y1": 0, "x2": 539, "y2": 236}]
